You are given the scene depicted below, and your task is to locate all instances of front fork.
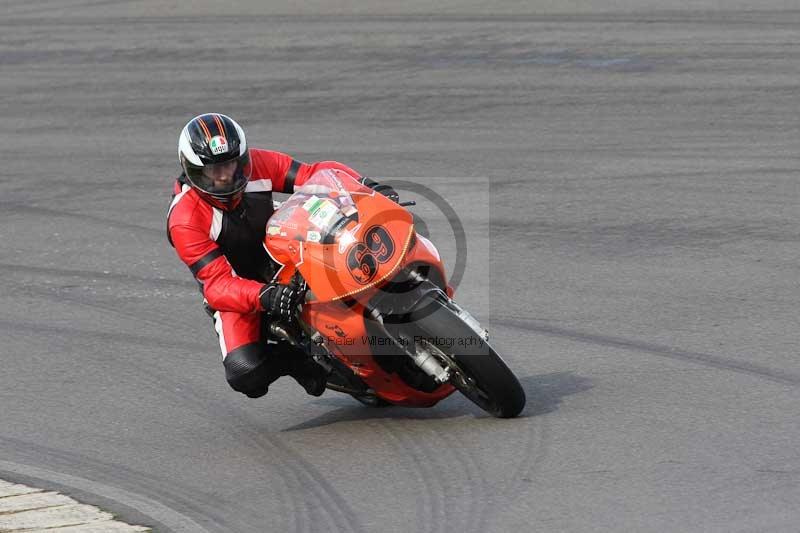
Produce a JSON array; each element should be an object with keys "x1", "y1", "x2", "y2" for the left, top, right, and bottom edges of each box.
[
  {"x1": 368, "y1": 307, "x2": 451, "y2": 384},
  {"x1": 368, "y1": 269, "x2": 490, "y2": 385}
]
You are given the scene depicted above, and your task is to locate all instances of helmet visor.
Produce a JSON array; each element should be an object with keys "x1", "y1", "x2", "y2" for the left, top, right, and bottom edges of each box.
[{"x1": 187, "y1": 153, "x2": 251, "y2": 197}]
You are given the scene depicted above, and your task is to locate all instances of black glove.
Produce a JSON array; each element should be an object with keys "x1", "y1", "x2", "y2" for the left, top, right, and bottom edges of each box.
[
  {"x1": 259, "y1": 281, "x2": 305, "y2": 322},
  {"x1": 360, "y1": 177, "x2": 399, "y2": 203}
]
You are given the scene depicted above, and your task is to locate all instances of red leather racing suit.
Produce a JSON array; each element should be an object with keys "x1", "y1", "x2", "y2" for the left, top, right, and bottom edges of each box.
[{"x1": 167, "y1": 148, "x2": 359, "y2": 360}]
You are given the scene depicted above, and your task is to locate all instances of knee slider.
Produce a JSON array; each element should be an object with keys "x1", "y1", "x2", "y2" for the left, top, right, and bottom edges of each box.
[{"x1": 224, "y1": 343, "x2": 279, "y2": 398}]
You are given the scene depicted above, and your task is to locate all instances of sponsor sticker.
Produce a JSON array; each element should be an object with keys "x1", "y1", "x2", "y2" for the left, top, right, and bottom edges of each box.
[
  {"x1": 301, "y1": 195, "x2": 342, "y2": 230},
  {"x1": 209, "y1": 135, "x2": 228, "y2": 155},
  {"x1": 267, "y1": 226, "x2": 281, "y2": 236},
  {"x1": 308, "y1": 200, "x2": 340, "y2": 229},
  {"x1": 302, "y1": 196, "x2": 324, "y2": 212},
  {"x1": 306, "y1": 230, "x2": 322, "y2": 243}
]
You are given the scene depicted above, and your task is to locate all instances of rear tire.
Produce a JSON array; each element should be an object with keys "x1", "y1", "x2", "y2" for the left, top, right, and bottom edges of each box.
[{"x1": 404, "y1": 294, "x2": 526, "y2": 418}]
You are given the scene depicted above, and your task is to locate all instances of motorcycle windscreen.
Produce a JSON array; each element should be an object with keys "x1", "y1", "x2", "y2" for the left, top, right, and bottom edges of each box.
[
  {"x1": 264, "y1": 168, "x2": 363, "y2": 266},
  {"x1": 264, "y1": 168, "x2": 414, "y2": 301}
]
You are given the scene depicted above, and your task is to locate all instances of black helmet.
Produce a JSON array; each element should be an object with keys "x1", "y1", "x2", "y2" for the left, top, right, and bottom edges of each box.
[{"x1": 178, "y1": 113, "x2": 251, "y2": 210}]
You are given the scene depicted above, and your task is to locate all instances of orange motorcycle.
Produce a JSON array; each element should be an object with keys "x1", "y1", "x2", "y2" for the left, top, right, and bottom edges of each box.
[{"x1": 264, "y1": 169, "x2": 525, "y2": 418}]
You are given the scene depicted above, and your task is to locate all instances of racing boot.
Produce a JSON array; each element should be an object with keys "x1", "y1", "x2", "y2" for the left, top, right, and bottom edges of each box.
[
  {"x1": 287, "y1": 356, "x2": 329, "y2": 397},
  {"x1": 273, "y1": 342, "x2": 329, "y2": 397}
]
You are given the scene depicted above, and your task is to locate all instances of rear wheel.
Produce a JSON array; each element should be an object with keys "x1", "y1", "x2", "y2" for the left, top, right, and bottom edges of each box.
[{"x1": 404, "y1": 294, "x2": 526, "y2": 418}]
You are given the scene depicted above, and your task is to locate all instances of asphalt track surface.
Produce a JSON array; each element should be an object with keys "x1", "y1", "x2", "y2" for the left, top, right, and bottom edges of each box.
[{"x1": 2, "y1": 2, "x2": 800, "y2": 532}]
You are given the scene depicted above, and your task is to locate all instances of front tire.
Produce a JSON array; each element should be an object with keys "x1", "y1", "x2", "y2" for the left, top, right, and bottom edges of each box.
[{"x1": 405, "y1": 294, "x2": 526, "y2": 418}]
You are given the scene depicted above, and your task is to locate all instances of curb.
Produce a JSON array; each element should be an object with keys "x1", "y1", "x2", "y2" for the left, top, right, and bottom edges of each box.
[{"x1": 0, "y1": 479, "x2": 150, "y2": 532}]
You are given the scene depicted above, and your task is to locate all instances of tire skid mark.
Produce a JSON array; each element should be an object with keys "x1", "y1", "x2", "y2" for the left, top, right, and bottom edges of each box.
[
  {"x1": 122, "y1": 370, "x2": 311, "y2": 533},
  {"x1": 2, "y1": 259, "x2": 322, "y2": 526},
  {"x1": 5, "y1": 282, "x2": 212, "y2": 362},
  {"x1": 502, "y1": 417, "x2": 550, "y2": 498},
  {"x1": 250, "y1": 427, "x2": 367, "y2": 533},
  {"x1": 422, "y1": 420, "x2": 487, "y2": 533},
  {"x1": 5, "y1": 0, "x2": 129, "y2": 17},
  {"x1": 162, "y1": 371, "x2": 358, "y2": 533},
  {"x1": 1, "y1": 204, "x2": 163, "y2": 237},
  {"x1": 476, "y1": 417, "x2": 550, "y2": 533},
  {"x1": 0, "y1": 262, "x2": 194, "y2": 290},
  {"x1": 14, "y1": 284, "x2": 201, "y2": 339},
  {"x1": 0, "y1": 318, "x2": 208, "y2": 352},
  {"x1": 0, "y1": 437, "x2": 249, "y2": 533},
  {"x1": 495, "y1": 316, "x2": 800, "y2": 388},
  {"x1": 169, "y1": 405, "x2": 312, "y2": 533},
  {"x1": 5, "y1": 304, "x2": 351, "y2": 531},
  {"x1": 5, "y1": 349, "x2": 306, "y2": 533},
  {"x1": 424, "y1": 423, "x2": 491, "y2": 533},
  {"x1": 175, "y1": 398, "x2": 315, "y2": 532},
  {"x1": 414, "y1": 424, "x2": 472, "y2": 533},
  {"x1": 442, "y1": 423, "x2": 496, "y2": 533},
  {"x1": 140, "y1": 383, "x2": 310, "y2": 533},
  {"x1": 377, "y1": 420, "x2": 443, "y2": 533},
  {"x1": 121, "y1": 369, "x2": 347, "y2": 533},
  {"x1": 397, "y1": 426, "x2": 450, "y2": 533},
  {"x1": 6, "y1": 280, "x2": 313, "y2": 529}
]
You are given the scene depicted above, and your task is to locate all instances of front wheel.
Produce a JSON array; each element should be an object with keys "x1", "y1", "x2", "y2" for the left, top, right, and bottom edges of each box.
[{"x1": 404, "y1": 295, "x2": 526, "y2": 418}]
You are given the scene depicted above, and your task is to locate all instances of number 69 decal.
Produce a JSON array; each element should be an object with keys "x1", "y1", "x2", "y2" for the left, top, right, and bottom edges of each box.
[{"x1": 346, "y1": 226, "x2": 395, "y2": 284}]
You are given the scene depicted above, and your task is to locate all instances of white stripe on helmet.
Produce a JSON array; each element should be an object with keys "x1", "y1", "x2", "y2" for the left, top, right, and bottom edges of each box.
[{"x1": 178, "y1": 126, "x2": 203, "y2": 167}]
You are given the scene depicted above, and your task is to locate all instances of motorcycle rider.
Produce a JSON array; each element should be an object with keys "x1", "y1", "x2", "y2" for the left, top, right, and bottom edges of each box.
[{"x1": 167, "y1": 113, "x2": 397, "y2": 399}]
